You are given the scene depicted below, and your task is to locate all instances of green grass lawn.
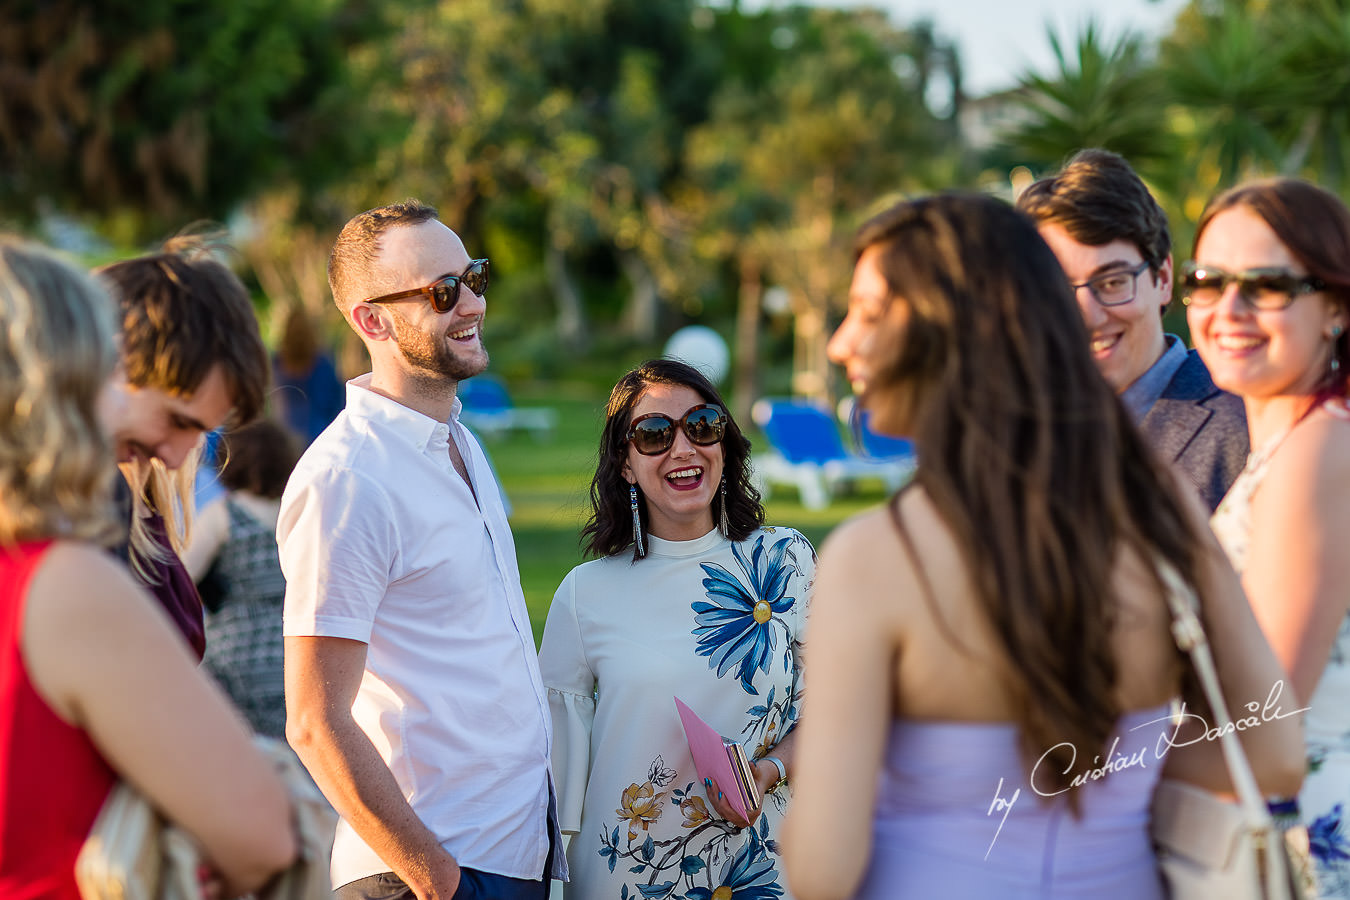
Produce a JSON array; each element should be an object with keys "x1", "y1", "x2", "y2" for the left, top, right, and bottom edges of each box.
[{"x1": 479, "y1": 383, "x2": 898, "y2": 646}]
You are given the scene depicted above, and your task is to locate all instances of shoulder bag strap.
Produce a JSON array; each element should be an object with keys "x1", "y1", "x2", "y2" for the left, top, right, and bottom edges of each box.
[{"x1": 1157, "y1": 564, "x2": 1274, "y2": 829}]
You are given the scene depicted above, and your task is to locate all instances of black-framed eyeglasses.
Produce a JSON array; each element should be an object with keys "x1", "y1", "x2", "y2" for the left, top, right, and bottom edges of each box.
[
  {"x1": 627, "y1": 403, "x2": 727, "y2": 456},
  {"x1": 1180, "y1": 262, "x2": 1325, "y2": 311},
  {"x1": 363, "y1": 258, "x2": 490, "y2": 314},
  {"x1": 1070, "y1": 259, "x2": 1153, "y2": 307}
]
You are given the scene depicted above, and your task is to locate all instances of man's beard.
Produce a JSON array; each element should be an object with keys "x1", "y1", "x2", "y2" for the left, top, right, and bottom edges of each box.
[{"x1": 390, "y1": 310, "x2": 488, "y2": 382}]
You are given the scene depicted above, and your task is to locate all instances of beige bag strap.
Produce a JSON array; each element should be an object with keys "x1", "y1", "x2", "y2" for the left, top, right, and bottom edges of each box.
[{"x1": 1157, "y1": 563, "x2": 1290, "y2": 891}]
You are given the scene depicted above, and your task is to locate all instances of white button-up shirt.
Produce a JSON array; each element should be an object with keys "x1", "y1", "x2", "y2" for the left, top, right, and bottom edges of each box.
[{"x1": 279, "y1": 375, "x2": 564, "y2": 888}]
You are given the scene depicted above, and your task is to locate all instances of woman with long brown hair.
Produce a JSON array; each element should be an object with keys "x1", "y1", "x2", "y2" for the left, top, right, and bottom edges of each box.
[
  {"x1": 1187, "y1": 177, "x2": 1350, "y2": 896},
  {"x1": 781, "y1": 194, "x2": 1304, "y2": 900}
]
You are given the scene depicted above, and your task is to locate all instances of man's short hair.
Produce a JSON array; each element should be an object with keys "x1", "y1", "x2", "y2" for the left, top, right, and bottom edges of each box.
[
  {"x1": 1016, "y1": 148, "x2": 1171, "y2": 273},
  {"x1": 96, "y1": 234, "x2": 270, "y2": 427},
  {"x1": 328, "y1": 199, "x2": 440, "y2": 317}
]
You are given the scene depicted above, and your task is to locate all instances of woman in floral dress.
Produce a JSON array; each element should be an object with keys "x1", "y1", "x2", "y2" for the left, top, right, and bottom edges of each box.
[
  {"x1": 1187, "y1": 178, "x2": 1350, "y2": 897},
  {"x1": 539, "y1": 359, "x2": 815, "y2": 900}
]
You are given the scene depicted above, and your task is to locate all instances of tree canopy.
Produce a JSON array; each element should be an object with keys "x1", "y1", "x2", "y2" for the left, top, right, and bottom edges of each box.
[{"x1": 6, "y1": 0, "x2": 1349, "y2": 395}]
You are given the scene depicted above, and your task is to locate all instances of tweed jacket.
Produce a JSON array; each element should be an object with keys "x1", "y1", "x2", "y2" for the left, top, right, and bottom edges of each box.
[{"x1": 1138, "y1": 348, "x2": 1249, "y2": 513}]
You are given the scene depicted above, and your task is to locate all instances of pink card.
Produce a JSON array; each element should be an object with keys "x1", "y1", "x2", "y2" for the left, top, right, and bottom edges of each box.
[{"x1": 674, "y1": 696, "x2": 759, "y2": 819}]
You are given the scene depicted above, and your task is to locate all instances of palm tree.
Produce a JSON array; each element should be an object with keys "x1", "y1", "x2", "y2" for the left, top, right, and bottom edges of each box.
[
  {"x1": 999, "y1": 21, "x2": 1176, "y2": 174},
  {"x1": 1272, "y1": 0, "x2": 1350, "y2": 190},
  {"x1": 1159, "y1": 2, "x2": 1307, "y2": 189}
]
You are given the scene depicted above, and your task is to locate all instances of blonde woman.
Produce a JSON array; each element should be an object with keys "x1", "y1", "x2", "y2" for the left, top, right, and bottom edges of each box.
[
  {"x1": 0, "y1": 238, "x2": 294, "y2": 898},
  {"x1": 1187, "y1": 178, "x2": 1350, "y2": 897}
]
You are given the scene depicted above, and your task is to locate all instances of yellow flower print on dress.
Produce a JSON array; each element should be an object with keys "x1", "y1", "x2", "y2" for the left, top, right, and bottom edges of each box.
[
  {"x1": 680, "y1": 795, "x2": 711, "y2": 828},
  {"x1": 596, "y1": 757, "x2": 789, "y2": 897},
  {"x1": 752, "y1": 722, "x2": 779, "y2": 760},
  {"x1": 616, "y1": 781, "x2": 666, "y2": 841}
]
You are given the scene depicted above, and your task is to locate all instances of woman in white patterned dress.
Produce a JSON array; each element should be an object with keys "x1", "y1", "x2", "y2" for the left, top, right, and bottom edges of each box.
[
  {"x1": 1187, "y1": 177, "x2": 1350, "y2": 897},
  {"x1": 539, "y1": 359, "x2": 815, "y2": 900}
]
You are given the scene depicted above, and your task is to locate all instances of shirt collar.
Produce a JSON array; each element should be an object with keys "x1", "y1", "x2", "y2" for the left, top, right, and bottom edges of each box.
[
  {"x1": 1119, "y1": 333, "x2": 1187, "y2": 423},
  {"x1": 343, "y1": 374, "x2": 464, "y2": 453},
  {"x1": 644, "y1": 527, "x2": 727, "y2": 558}
]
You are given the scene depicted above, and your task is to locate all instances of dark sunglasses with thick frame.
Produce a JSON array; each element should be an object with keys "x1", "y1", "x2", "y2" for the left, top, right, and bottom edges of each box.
[
  {"x1": 363, "y1": 258, "x2": 490, "y2": 314},
  {"x1": 1180, "y1": 262, "x2": 1325, "y2": 311},
  {"x1": 627, "y1": 403, "x2": 728, "y2": 456}
]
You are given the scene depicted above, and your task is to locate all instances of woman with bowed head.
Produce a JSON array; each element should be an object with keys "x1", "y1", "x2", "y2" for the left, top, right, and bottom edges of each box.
[
  {"x1": 781, "y1": 194, "x2": 1305, "y2": 900},
  {"x1": 185, "y1": 417, "x2": 302, "y2": 740},
  {"x1": 539, "y1": 358, "x2": 816, "y2": 900},
  {"x1": 0, "y1": 238, "x2": 295, "y2": 898},
  {"x1": 1186, "y1": 178, "x2": 1350, "y2": 896}
]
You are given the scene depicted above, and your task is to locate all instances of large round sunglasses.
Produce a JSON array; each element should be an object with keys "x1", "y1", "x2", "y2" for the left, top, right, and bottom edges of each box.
[
  {"x1": 363, "y1": 258, "x2": 490, "y2": 314},
  {"x1": 627, "y1": 403, "x2": 728, "y2": 456}
]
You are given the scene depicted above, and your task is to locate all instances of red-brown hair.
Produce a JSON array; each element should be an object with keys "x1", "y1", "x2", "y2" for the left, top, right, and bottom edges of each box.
[{"x1": 1194, "y1": 178, "x2": 1350, "y2": 396}]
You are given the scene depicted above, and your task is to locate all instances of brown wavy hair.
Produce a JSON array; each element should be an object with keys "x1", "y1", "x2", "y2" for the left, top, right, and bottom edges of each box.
[
  {"x1": 95, "y1": 230, "x2": 270, "y2": 576},
  {"x1": 582, "y1": 358, "x2": 764, "y2": 561},
  {"x1": 1193, "y1": 177, "x2": 1350, "y2": 399},
  {"x1": 218, "y1": 418, "x2": 301, "y2": 500},
  {"x1": 856, "y1": 194, "x2": 1207, "y2": 800},
  {"x1": 96, "y1": 231, "x2": 270, "y2": 430}
]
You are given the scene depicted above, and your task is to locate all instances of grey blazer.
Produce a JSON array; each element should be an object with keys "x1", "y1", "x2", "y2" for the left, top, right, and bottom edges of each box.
[{"x1": 1139, "y1": 349, "x2": 1249, "y2": 513}]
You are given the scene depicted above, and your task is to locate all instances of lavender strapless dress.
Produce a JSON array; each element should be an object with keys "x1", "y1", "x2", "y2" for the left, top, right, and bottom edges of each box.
[{"x1": 852, "y1": 705, "x2": 1172, "y2": 900}]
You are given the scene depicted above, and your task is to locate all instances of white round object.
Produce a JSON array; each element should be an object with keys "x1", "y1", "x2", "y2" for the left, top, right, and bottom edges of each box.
[{"x1": 663, "y1": 325, "x2": 730, "y2": 384}]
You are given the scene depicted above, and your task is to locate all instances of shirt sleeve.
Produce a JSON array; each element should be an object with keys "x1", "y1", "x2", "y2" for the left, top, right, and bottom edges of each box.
[
  {"x1": 537, "y1": 568, "x2": 595, "y2": 835},
  {"x1": 278, "y1": 463, "x2": 399, "y2": 642}
]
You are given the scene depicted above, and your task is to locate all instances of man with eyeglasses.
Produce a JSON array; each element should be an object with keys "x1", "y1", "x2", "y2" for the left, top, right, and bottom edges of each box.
[
  {"x1": 1018, "y1": 148, "x2": 1248, "y2": 510},
  {"x1": 278, "y1": 200, "x2": 565, "y2": 900}
]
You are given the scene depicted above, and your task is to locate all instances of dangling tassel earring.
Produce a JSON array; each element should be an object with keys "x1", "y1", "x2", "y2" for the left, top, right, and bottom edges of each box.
[
  {"x1": 1332, "y1": 325, "x2": 1344, "y2": 375},
  {"x1": 630, "y1": 484, "x2": 645, "y2": 558},
  {"x1": 719, "y1": 476, "x2": 731, "y2": 539}
]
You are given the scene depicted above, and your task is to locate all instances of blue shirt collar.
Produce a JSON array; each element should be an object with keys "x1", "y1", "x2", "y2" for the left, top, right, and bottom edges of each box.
[{"x1": 1119, "y1": 333, "x2": 1187, "y2": 423}]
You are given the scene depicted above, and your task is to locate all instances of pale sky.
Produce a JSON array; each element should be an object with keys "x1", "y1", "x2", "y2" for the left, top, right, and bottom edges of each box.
[{"x1": 762, "y1": 0, "x2": 1190, "y2": 96}]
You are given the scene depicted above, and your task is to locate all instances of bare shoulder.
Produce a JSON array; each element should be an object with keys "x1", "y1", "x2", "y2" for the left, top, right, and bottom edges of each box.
[
  {"x1": 24, "y1": 540, "x2": 179, "y2": 722},
  {"x1": 817, "y1": 505, "x2": 894, "y2": 568},
  {"x1": 26, "y1": 541, "x2": 175, "y2": 652},
  {"x1": 816, "y1": 487, "x2": 954, "y2": 619},
  {"x1": 28, "y1": 541, "x2": 146, "y2": 618},
  {"x1": 1265, "y1": 406, "x2": 1350, "y2": 499}
]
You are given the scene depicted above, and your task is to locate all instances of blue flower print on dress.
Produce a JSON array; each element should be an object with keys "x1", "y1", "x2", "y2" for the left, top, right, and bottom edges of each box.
[
  {"x1": 693, "y1": 535, "x2": 801, "y2": 694},
  {"x1": 684, "y1": 836, "x2": 785, "y2": 900},
  {"x1": 1309, "y1": 803, "x2": 1350, "y2": 897},
  {"x1": 1311, "y1": 803, "x2": 1350, "y2": 866}
]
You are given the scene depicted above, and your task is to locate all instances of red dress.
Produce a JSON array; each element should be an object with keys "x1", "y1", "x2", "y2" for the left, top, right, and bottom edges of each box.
[{"x1": 0, "y1": 541, "x2": 117, "y2": 899}]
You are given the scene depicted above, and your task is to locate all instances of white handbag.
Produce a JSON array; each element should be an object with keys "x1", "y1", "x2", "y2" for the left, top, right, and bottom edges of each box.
[
  {"x1": 75, "y1": 737, "x2": 335, "y2": 900},
  {"x1": 1151, "y1": 570, "x2": 1314, "y2": 900}
]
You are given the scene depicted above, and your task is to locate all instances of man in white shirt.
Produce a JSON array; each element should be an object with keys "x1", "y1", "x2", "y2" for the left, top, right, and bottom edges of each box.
[{"x1": 279, "y1": 200, "x2": 565, "y2": 899}]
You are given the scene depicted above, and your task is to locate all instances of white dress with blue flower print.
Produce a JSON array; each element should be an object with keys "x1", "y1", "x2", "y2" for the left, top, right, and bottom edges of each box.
[
  {"x1": 539, "y1": 527, "x2": 815, "y2": 900},
  {"x1": 1211, "y1": 405, "x2": 1350, "y2": 898}
]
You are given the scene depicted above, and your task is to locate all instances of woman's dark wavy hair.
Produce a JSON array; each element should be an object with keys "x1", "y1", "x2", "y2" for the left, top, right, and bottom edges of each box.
[
  {"x1": 857, "y1": 193, "x2": 1209, "y2": 802},
  {"x1": 1194, "y1": 177, "x2": 1350, "y2": 399},
  {"x1": 218, "y1": 418, "x2": 301, "y2": 500},
  {"x1": 582, "y1": 358, "x2": 764, "y2": 561}
]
